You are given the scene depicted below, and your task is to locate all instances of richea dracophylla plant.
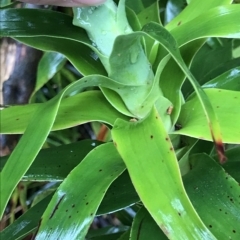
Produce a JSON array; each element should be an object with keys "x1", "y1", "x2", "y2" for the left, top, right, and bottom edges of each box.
[{"x1": 0, "y1": 0, "x2": 240, "y2": 239}]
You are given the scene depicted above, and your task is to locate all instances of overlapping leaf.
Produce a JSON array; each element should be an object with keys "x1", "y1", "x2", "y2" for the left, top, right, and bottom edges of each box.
[
  {"x1": 176, "y1": 88, "x2": 240, "y2": 143},
  {"x1": 35, "y1": 143, "x2": 125, "y2": 239},
  {"x1": 112, "y1": 107, "x2": 215, "y2": 239},
  {"x1": 183, "y1": 153, "x2": 240, "y2": 239},
  {"x1": 0, "y1": 91, "x2": 128, "y2": 134}
]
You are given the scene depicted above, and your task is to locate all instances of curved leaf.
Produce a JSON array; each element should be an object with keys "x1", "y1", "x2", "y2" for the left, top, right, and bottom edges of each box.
[
  {"x1": 202, "y1": 67, "x2": 240, "y2": 91},
  {"x1": 0, "y1": 75, "x2": 129, "y2": 218},
  {"x1": 0, "y1": 91, "x2": 128, "y2": 134},
  {"x1": 0, "y1": 8, "x2": 107, "y2": 76},
  {"x1": 170, "y1": 5, "x2": 240, "y2": 46},
  {"x1": 0, "y1": 140, "x2": 102, "y2": 181},
  {"x1": 15, "y1": 36, "x2": 106, "y2": 76},
  {"x1": 112, "y1": 107, "x2": 216, "y2": 239},
  {"x1": 35, "y1": 143, "x2": 125, "y2": 239},
  {"x1": 142, "y1": 23, "x2": 225, "y2": 162},
  {"x1": 31, "y1": 52, "x2": 66, "y2": 100},
  {"x1": 176, "y1": 88, "x2": 240, "y2": 144},
  {"x1": 166, "y1": 0, "x2": 233, "y2": 31},
  {"x1": 0, "y1": 194, "x2": 54, "y2": 240},
  {"x1": 183, "y1": 153, "x2": 240, "y2": 239},
  {"x1": 214, "y1": 146, "x2": 240, "y2": 182},
  {"x1": 130, "y1": 207, "x2": 168, "y2": 239}
]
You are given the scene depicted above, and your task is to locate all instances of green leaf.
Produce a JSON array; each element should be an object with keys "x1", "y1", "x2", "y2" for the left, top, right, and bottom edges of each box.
[
  {"x1": 159, "y1": 40, "x2": 205, "y2": 125},
  {"x1": 142, "y1": 23, "x2": 225, "y2": 162},
  {"x1": 182, "y1": 39, "x2": 233, "y2": 97},
  {"x1": 35, "y1": 143, "x2": 125, "y2": 239},
  {"x1": 202, "y1": 67, "x2": 240, "y2": 91},
  {"x1": 15, "y1": 37, "x2": 106, "y2": 76},
  {"x1": 213, "y1": 146, "x2": 240, "y2": 183},
  {"x1": 30, "y1": 52, "x2": 66, "y2": 100},
  {"x1": 130, "y1": 207, "x2": 168, "y2": 239},
  {"x1": 87, "y1": 226, "x2": 128, "y2": 240},
  {"x1": 166, "y1": 0, "x2": 233, "y2": 31},
  {"x1": 0, "y1": 91, "x2": 129, "y2": 134},
  {"x1": 0, "y1": 74, "x2": 129, "y2": 218},
  {"x1": 164, "y1": 0, "x2": 187, "y2": 25},
  {"x1": 0, "y1": 140, "x2": 102, "y2": 181},
  {"x1": 0, "y1": 194, "x2": 54, "y2": 240},
  {"x1": 176, "y1": 88, "x2": 240, "y2": 144},
  {"x1": 170, "y1": 5, "x2": 240, "y2": 46},
  {"x1": 0, "y1": 8, "x2": 107, "y2": 76},
  {"x1": 97, "y1": 171, "x2": 139, "y2": 215},
  {"x1": 183, "y1": 153, "x2": 240, "y2": 239},
  {"x1": 112, "y1": 107, "x2": 216, "y2": 239},
  {"x1": 0, "y1": 0, "x2": 13, "y2": 7}
]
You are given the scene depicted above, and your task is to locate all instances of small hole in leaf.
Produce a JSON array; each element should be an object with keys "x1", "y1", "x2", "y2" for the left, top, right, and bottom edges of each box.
[
  {"x1": 209, "y1": 225, "x2": 212, "y2": 228},
  {"x1": 233, "y1": 230, "x2": 236, "y2": 233}
]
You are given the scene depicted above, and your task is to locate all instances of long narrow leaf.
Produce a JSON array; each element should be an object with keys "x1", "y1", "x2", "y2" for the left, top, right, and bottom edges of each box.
[
  {"x1": 0, "y1": 75, "x2": 129, "y2": 218},
  {"x1": 35, "y1": 143, "x2": 125, "y2": 239},
  {"x1": 112, "y1": 107, "x2": 216, "y2": 239},
  {"x1": 142, "y1": 23, "x2": 226, "y2": 162},
  {"x1": 0, "y1": 91, "x2": 129, "y2": 134}
]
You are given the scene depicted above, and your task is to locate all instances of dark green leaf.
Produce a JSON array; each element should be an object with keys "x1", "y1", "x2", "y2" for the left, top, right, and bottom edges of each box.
[{"x1": 183, "y1": 153, "x2": 240, "y2": 239}]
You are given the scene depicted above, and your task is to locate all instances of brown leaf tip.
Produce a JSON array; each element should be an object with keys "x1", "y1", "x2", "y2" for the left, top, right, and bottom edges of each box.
[{"x1": 215, "y1": 141, "x2": 227, "y2": 164}]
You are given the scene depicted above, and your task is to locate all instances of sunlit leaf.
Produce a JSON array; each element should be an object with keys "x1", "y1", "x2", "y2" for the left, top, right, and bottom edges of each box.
[
  {"x1": 176, "y1": 88, "x2": 240, "y2": 144},
  {"x1": 112, "y1": 107, "x2": 215, "y2": 239}
]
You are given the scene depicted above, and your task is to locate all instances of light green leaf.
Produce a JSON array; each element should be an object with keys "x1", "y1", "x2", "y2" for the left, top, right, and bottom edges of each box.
[
  {"x1": 35, "y1": 143, "x2": 125, "y2": 239},
  {"x1": 0, "y1": 74, "x2": 130, "y2": 218},
  {"x1": 176, "y1": 88, "x2": 240, "y2": 144},
  {"x1": 183, "y1": 153, "x2": 240, "y2": 239},
  {"x1": 142, "y1": 22, "x2": 225, "y2": 162},
  {"x1": 112, "y1": 107, "x2": 216, "y2": 239},
  {"x1": 0, "y1": 0, "x2": 13, "y2": 7},
  {"x1": 166, "y1": 0, "x2": 233, "y2": 31},
  {"x1": 170, "y1": 5, "x2": 240, "y2": 46},
  {"x1": 0, "y1": 91, "x2": 128, "y2": 134}
]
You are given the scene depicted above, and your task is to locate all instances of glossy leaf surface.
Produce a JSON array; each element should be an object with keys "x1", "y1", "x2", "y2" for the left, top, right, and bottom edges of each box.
[
  {"x1": 176, "y1": 89, "x2": 240, "y2": 143},
  {"x1": 112, "y1": 107, "x2": 215, "y2": 239},
  {"x1": 0, "y1": 194, "x2": 53, "y2": 240},
  {"x1": 0, "y1": 140, "x2": 102, "y2": 181},
  {"x1": 202, "y1": 67, "x2": 240, "y2": 91},
  {"x1": 0, "y1": 8, "x2": 106, "y2": 76},
  {"x1": 35, "y1": 143, "x2": 125, "y2": 239},
  {"x1": 31, "y1": 52, "x2": 66, "y2": 99},
  {"x1": 183, "y1": 153, "x2": 240, "y2": 239}
]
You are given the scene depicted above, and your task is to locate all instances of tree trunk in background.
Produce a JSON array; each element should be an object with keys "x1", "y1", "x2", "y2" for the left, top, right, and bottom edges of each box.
[{"x1": 0, "y1": 38, "x2": 43, "y2": 156}]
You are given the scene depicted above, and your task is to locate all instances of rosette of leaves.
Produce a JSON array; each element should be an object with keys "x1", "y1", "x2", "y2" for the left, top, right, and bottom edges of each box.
[{"x1": 0, "y1": 0, "x2": 240, "y2": 239}]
